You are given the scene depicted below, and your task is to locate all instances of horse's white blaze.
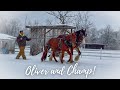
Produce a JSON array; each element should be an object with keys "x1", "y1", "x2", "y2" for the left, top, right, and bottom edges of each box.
[{"x1": 82, "y1": 37, "x2": 86, "y2": 44}]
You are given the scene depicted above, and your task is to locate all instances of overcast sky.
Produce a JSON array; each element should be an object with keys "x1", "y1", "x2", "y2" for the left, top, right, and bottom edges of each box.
[{"x1": 0, "y1": 11, "x2": 120, "y2": 30}]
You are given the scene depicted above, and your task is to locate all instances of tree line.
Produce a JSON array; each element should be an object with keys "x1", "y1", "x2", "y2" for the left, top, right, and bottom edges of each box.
[{"x1": 0, "y1": 11, "x2": 120, "y2": 50}]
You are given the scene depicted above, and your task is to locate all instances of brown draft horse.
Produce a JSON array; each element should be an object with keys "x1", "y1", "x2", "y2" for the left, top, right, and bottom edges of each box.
[
  {"x1": 41, "y1": 32, "x2": 77, "y2": 63},
  {"x1": 48, "y1": 29, "x2": 87, "y2": 62}
]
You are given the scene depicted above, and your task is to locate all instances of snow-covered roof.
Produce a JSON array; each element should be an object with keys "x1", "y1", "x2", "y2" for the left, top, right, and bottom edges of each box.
[
  {"x1": 26, "y1": 25, "x2": 76, "y2": 29},
  {"x1": 0, "y1": 33, "x2": 16, "y2": 40}
]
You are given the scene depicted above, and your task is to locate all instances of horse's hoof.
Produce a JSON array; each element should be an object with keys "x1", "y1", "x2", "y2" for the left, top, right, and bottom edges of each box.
[
  {"x1": 48, "y1": 55, "x2": 50, "y2": 57},
  {"x1": 49, "y1": 59, "x2": 52, "y2": 61},
  {"x1": 55, "y1": 60, "x2": 58, "y2": 62},
  {"x1": 61, "y1": 61, "x2": 64, "y2": 64},
  {"x1": 69, "y1": 61, "x2": 74, "y2": 63},
  {"x1": 67, "y1": 59, "x2": 70, "y2": 62},
  {"x1": 75, "y1": 55, "x2": 80, "y2": 61}
]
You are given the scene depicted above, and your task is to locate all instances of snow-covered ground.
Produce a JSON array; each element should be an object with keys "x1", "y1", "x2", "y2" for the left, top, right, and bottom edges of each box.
[{"x1": 0, "y1": 48, "x2": 120, "y2": 79}]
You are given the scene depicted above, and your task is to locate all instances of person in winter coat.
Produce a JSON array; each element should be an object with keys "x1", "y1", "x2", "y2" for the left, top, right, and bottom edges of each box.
[{"x1": 16, "y1": 30, "x2": 31, "y2": 60}]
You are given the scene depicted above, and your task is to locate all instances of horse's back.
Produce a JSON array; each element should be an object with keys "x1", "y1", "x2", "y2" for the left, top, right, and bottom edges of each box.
[
  {"x1": 57, "y1": 34, "x2": 67, "y2": 39},
  {"x1": 48, "y1": 38, "x2": 58, "y2": 43},
  {"x1": 47, "y1": 38, "x2": 60, "y2": 48}
]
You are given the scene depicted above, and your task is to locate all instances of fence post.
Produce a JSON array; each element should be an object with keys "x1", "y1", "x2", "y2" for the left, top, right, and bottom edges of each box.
[{"x1": 100, "y1": 48, "x2": 102, "y2": 59}]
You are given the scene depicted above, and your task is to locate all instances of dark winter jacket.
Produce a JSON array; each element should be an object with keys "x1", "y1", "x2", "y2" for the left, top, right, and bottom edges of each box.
[{"x1": 16, "y1": 34, "x2": 31, "y2": 47}]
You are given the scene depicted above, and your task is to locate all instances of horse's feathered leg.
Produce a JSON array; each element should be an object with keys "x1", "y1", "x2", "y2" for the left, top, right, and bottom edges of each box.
[
  {"x1": 49, "y1": 51, "x2": 53, "y2": 61},
  {"x1": 60, "y1": 51, "x2": 65, "y2": 64},
  {"x1": 53, "y1": 51, "x2": 58, "y2": 62},
  {"x1": 66, "y1": 49, "x2": 73, "y2": 63},
  {"x1": 74, "y1": 47, "x2": 81, "y2": 61},
  {"x1": 41, "y1": 50, "x2": 47, "y2": 61},
  {"x1": 41, "y1": 45, "x2": 50, "y2": 61}
]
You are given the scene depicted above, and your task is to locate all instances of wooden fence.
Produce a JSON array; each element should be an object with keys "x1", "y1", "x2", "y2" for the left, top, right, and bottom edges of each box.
[{"x1": 15, "y1": 46, "x2": 120, "y2": 59}]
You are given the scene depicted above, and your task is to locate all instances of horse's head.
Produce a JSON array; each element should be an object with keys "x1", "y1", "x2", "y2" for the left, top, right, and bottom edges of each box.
[
  {"x1": 75, "y1": 28, "x2": 87, "y2": 38},
  {"x1": 75, "y1": 29, "x2": 87, "y2": 45}
]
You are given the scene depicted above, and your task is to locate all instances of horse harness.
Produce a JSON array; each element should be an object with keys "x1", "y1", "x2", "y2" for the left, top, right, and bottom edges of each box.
[
  {"x1": 76, "y1": 31, "x2": 84, "y2": 46},
  {"x1": 58, "y1": 35, "x2": 72, "y2": 50}
]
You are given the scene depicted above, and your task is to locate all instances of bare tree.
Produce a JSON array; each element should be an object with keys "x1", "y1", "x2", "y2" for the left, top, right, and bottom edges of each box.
[
  {"x1": 99, "y1": 25, "x2": 118, "y2": 49},
  {"x1": 46, "y1": 11, "x2": 74, "y2": 24},
  {"x1": 33, "y1": 20, "x2": 39, "y2": 26},
  {"x1": 45, "y1": 19, "x2": 53, "y2": 25},
  {"x1": 0, "y1": 18, "x2": 9, "y2": 34},
  {"x1": 116, "y1": 29, "x2": 120, "y2": 49},
  {"x1": 0, "y1": 18, "x2": 22, "y2": 37},
  {"x1": 45, "y1": 19, "x2": 53, "y2": 38},
  {"x1": 73, "y1": 11, "x2": 94, "y2": 44},
  {"x1": 46, "y1": 11, "x2": 75, "y2": 35},
  {"x1": 8, "y1": 19, "x2": 22, "y2": 37},
  {"x1": 27, "y1": 20, "x2": 32, "y2": 26},
  {"x1": 74, "y1": 11, "x2": 93, "y2": 30},
  {"x1": 86, "y1": 27, "x2": 98, "y2": 43}
]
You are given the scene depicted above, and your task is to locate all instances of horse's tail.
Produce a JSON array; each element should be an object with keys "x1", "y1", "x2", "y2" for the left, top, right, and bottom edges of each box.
[{"x1": 41, "y1": 44, "x2": 50, "y2": 61}]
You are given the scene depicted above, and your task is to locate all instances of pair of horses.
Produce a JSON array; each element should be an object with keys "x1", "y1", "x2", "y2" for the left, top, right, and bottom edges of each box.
[{"x1": 41, "y1": 29, "x2": 87, "y2": 63}]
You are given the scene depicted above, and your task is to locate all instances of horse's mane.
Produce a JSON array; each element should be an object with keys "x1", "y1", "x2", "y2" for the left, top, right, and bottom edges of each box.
[{"x1": 75, "y1": 30, "x2": 81, "y2": 38}]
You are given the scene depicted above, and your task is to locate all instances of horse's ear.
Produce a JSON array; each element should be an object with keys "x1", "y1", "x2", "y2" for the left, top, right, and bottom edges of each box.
[{"x1": 84, "y1": 29, "x2": 86, "y2": 32}]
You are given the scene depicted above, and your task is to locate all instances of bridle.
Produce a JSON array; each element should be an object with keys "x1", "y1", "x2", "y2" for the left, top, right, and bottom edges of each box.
[{"x1": 75, "y1": 30, "x2": 86, "y2": 45}]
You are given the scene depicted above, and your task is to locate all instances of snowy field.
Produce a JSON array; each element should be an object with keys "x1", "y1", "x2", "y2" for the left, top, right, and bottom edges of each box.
[{"x1": 0, "y1": 47, "x2": 120, "y2": 79}]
